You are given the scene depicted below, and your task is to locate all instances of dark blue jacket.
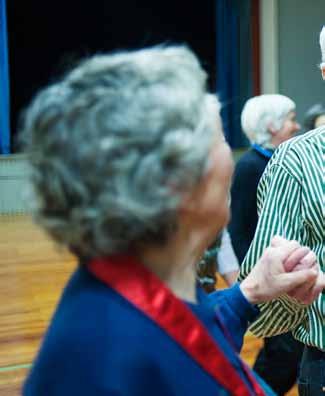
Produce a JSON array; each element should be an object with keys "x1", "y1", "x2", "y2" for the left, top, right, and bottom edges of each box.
[
  {"x1": 24, "y1": 265, "x2": 273, "y2": 395},
  {"x1": 229, "y1": 147, "x2": 272, "y2": 264}
]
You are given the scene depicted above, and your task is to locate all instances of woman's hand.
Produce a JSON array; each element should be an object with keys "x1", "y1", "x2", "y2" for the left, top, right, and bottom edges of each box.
[
  {"x1": 272, "y1": 236, "x2": 325, "y2": 305},
  {"x1": 240, "y1": 236, "x2": 325, "y2": 305}
]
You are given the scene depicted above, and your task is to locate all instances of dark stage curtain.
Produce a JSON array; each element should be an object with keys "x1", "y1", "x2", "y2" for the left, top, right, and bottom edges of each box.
[
  {"x1": 6, "y1": 1, "x2": 255, "y2": 151},
  {"x1": 7, "y1": 1, "x2": 215, "y2": 151},
  {"x1": 0, "y1": 0, "x2": 10, "y2": 154},
  {"x1": 216, "y1": 0, "x2": 253, "y2": 148}
]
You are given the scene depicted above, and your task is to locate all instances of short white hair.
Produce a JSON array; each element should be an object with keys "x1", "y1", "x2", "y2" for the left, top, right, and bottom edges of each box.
[
  {"x1": 241, "y1": 94, "x2": 296, "y2": 145},
  {"x1": 320, "y1": 26, "x2": 325, "y2": 69}
]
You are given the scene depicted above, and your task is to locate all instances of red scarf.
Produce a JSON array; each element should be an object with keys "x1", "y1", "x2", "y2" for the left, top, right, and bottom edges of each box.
[{"x1": 88, "y1": 255, "x2": 265, "y2": 396}]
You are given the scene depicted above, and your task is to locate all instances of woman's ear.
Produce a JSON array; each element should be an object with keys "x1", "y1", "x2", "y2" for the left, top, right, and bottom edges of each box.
[
  {"x1": 268, "y1": 123, "x2": 278, "y2": 136},
  {"x1": 178, "y1": 186, "x2": 200, "y2": 215},
  {"x1": 178, "y1": 169, "x2": 210, "y2": 217}
]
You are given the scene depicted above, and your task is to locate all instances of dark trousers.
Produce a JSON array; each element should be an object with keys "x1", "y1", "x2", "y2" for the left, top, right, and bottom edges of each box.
[
  {"x1": 298, "y1": 345, "x2": 325, "y2": 396},
  {"x1": 253, "y1": 333, "x2": 304, "y2": 396}
]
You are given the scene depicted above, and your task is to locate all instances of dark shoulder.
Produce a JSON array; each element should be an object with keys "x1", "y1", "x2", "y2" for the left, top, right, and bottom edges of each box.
[
  {"x1": 48, "y1": 266, "x2": 156, "y2": 345},
  {"x1": 233, "y1": 149, "x2": 268, "y2": 180},
  {"x1": 24, "y1": 266, "x2": 165, "y2": 394}
]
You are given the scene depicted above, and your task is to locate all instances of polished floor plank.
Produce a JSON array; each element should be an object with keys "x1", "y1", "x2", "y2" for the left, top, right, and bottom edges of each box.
[
  {"x1": 0, "y1": 216, "x2": 76, "y2": 369},
  {"x1": 0, "y1": 259, "x2": 75, "y2": 367},
  {"x1": 0, "y1": 367, "x2": 28, "y2": 396}
]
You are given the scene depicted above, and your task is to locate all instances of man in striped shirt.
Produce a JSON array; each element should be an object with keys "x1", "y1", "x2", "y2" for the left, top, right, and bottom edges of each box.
[
  {"x1": 239, "y1": 72, "x2": 325, "y2": 396},
  {"x1": 239, "y1": 27, "x2": 325, "y2": 395}
]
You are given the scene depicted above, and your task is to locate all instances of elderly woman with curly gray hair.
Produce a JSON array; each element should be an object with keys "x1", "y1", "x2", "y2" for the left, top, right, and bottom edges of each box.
[{"x1": 22, "y1": 46, "x2": 324, "y2": 396}]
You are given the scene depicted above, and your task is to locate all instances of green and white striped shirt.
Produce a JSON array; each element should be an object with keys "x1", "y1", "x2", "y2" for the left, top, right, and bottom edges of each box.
[{"x1": 239, "y1": 128, "x2": 325, "y2": 349}]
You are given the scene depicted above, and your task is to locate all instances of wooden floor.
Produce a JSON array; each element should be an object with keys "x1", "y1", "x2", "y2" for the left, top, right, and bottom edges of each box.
[{"x1": 0, "y1": 215, "x2": 297, "y2": 395}]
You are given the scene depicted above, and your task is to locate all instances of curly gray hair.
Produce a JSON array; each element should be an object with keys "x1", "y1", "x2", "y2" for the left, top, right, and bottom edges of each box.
[{"x1": 22, "y1": 46, "x2": 218, "y2": 257}]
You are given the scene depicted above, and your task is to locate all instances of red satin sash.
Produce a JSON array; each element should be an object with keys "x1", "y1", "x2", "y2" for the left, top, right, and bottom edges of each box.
[{"x1": 88, "y1": 255, "x2": 265, "y2": 396}]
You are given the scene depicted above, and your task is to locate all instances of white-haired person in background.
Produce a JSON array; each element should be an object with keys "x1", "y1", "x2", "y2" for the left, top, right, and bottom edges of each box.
[
  {"x1": 229, "y1": 94, "x2": 300, "y2": 264},
  {"x1": 239, "y1": 27, "x2": 325, "y2": 396},
  {"x1": 228, "y1": 94, "x2": 302, "y2": 396}
]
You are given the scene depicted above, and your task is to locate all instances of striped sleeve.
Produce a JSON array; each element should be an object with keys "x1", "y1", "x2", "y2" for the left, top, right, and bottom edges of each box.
[{"x1": 239, "y1": 161, "x2": 308, "y2": 337}]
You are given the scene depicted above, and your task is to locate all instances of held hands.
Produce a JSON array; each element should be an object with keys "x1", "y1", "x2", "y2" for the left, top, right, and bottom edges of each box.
[{"x1": 240, "y1": 236, "x2": 325, "y2": 305}]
